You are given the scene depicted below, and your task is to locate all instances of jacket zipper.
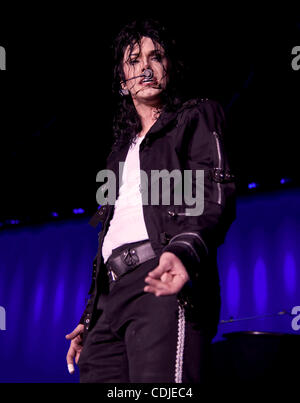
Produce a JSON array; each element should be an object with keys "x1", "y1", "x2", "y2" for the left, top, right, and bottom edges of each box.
[
  {"x1": 167, "y1": 210, "x2": 189, "y2": 217},
  {"x1": 212, "y1": 131, "x2": 222, "y2": 205},
  {"x1": 167, "y1": 240, "x2": 201, "y2": 263},
  {"x1": 168, "y1": 231, "x2": 208, "y2": 254},
  {"x1": 168, "y1": 131, "x2": 223, "y2": 217}
]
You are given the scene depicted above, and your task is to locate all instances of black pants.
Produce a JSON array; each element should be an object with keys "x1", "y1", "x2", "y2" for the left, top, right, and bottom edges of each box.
[{"x1": 78, "y1": 242, "x2": 216, "y2": 383}]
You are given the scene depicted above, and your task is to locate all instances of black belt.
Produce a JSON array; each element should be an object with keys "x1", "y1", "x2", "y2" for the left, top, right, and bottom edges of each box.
[{"x1": 106, "y1": 241, "x2": 157, "y2": 281}]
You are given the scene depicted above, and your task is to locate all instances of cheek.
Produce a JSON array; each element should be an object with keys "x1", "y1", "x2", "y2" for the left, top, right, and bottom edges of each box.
[
  {"x1": 156, "y1": 61, "x2": 168, "y2": 78},
  {"x1": 158, "y1": 66, "x2": 168, "y2": 84},
  {"x1": 123, "y1": 65, "x2": 130, "y2": 80},
  {"x1": 123, "y1": 64, "x2": 137, "y2": 80}
]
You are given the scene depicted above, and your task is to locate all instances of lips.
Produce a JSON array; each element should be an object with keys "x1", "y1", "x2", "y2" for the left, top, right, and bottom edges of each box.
[{"x1": 139, "y1": 77, "x2": 157, "y2": 85}]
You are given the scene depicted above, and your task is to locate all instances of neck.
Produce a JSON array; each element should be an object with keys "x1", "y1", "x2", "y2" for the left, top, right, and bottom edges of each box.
[{"x1": 133, "y1": 99, "x2": 163, "y2": 136}]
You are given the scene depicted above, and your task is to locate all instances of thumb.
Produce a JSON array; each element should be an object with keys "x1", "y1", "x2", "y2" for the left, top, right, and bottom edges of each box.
[{"x1": 65, "y1": 324, "x2": 83, "y2": 340}]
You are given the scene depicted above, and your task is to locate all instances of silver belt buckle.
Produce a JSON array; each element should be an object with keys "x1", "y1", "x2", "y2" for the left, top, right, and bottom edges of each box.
[{"x1": 121, "y1": 248, "x2": 139, "y2": 266}]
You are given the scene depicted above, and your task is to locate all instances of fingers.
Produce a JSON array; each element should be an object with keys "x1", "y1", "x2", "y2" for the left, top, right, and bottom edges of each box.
[
  {"x1": 144, "y1": 283, "x2": 175, "y2": 296},
  {"x1": 65, "y1": 330, "x2": 78, "y2": 340},
  {"x1": 144, "y1": 252, "x2": 190, "y2": 296},
  {"x1": 68, "y1": 364, "x2": 75, "y2": 374},
  {"x1": 144, "y1": 276, "x2": 177, "y2": 296},
  {"x1": 75, "y1": 348, "x2": 82, "y2": 365},
  {"x1": 65, "y1": 324, "x2": 84, "y2": 340},
  {"x1": 66, "y1": 329, "x2": 84, "y2": 374},
  {"x1": 145, "y1": 276, "x2": 165, "y2": 289},
  {"x1": 148, "y1": 251, "x2": 183, "y2": 279},
  {"x1": 148, "y1": 262, "x2": 170, "y2": 279},
  {"x1": 144, "y1": 275, "x2": 165, "y2": 296},
  {"x1": 144, "y1": 271, "x2": 187, "y2": 296},
  {"x1": 66, "y1": 344, "x2": 76, "y2": 374}
]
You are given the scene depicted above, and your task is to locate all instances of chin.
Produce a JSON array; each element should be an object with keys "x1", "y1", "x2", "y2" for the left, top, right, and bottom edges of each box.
[{"x1": 137, "y1": 88, "x2": 164, "y2": 102}]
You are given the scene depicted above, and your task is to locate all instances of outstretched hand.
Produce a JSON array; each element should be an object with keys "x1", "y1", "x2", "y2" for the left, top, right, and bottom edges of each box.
[{"x1": 144, "y1": 252, "x2": 190, "y2": 296}]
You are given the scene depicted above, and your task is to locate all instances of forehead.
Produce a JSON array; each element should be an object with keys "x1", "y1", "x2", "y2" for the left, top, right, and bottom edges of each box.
[{"x1": 123, "y1": 36, "x2": 164, "y2": 60}]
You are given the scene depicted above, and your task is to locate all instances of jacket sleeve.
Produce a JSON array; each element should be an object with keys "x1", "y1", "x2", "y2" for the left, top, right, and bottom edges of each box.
[
  {"x1": 78, "y1": 204, "x2": 112, "y2": 326},
  {"x1": 162, "y1": 99, "x2": 236, "y2": 281}
]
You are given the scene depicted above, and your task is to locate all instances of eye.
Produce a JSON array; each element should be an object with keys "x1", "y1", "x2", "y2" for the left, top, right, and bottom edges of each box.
[
  {"x1": 129, "y1": 59, "x2": 139, "y2": 65},
  {"x1": 152, "y1": 53, "x2": 162, "y2": 62}
]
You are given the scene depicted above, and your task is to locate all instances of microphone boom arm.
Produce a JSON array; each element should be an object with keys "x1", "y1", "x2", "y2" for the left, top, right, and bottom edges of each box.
[{"x1": 121, "y1": 68, "x2": 153, "y2": 83}]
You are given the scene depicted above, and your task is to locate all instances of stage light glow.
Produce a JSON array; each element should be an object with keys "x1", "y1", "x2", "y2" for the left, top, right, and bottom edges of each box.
[
  {"x1": 33, "y1": 283, "x2": 44, "y2": 322},
  {"x1": 253, "y1": 258, "x2": 268, "y2": 315},
  {"x1": 72, "y1": 208, "x2": 85, "y2": 214},
  {"x1": 53, "y1": 280, "x2": 65, "y2": 324},
  {"x1": 280, "y1": 178, "x2": 291, "y2": 184},
  {"x1": 7, "y1": 219, "x2": 20, "y2": 224},
  {"x1": 283, "y1": 252, "x2": 296, "y2": 296},
  {"x1": 226, "y1": 263, "x2": 240, "y2": 318}
]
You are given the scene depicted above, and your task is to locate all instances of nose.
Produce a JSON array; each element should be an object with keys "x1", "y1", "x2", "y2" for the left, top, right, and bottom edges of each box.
[
  {"x1": 141, "y1": 56, "x2": 151, "y2": 73},
  {"x1": 142, "y1": 64, "x2": 150, "y2": 75}
]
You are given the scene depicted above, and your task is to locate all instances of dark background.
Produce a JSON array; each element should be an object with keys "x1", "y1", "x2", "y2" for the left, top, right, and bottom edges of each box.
[
  {"x1": 0, "y1": 8, "x2": 300, "y2": 387},
  {"x1": 0, "y1": 10, "x2": 299, "y2": 225}
]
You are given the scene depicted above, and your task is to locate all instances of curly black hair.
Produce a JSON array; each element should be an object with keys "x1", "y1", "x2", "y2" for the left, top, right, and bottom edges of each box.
[{"x1": 111, "y1": 18, "x2": 186, "y2": 150}]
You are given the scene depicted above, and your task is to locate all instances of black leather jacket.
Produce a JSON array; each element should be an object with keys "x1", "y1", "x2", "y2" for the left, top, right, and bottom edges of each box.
[{"x1": 80, "y1": 98, "x2": 236, "y2": 335}]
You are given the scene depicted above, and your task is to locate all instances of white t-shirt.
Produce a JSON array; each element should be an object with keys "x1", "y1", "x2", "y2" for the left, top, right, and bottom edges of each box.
[{"x1": 102, "y1": 135, "x2": 149, "y2": 263}]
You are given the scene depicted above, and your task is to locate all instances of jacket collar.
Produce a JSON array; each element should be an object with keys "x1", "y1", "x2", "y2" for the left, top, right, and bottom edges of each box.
[
  {"x1": 111, "y1": 105, "x2": 181, "y2": 156},
  {"x1": 140, "y1": 108, "x2": 179, "y2": 149},
  {"x1": 147, "y1": 108, "x2": 179, "y2": 135}
]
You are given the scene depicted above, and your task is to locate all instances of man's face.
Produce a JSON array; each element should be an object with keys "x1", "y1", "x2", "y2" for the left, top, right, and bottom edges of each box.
[{"x1": 122, "y1": 36, "x2": 169, "y2": 103}]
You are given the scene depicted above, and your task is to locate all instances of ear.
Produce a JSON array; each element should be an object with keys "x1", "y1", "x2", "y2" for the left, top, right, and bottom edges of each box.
[
  {"x1": 119, "y1": 82, "x2": 129, "y2": 96},
  {"x1": 120, "y1": 88, "x2": 130, "y2": 96}
]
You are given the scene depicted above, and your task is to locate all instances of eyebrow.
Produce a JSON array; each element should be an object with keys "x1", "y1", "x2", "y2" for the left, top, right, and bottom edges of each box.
[{"x1": 129, "y1": 49, "x2": 163, "y2": 58}]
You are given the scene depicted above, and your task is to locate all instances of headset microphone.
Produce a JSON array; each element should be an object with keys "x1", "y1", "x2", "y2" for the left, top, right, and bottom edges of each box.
[
  {"x1": 142, "y1": 68, "x2": 153, "y2": 80},
  {"x1": 121, "y1": 68, "x2": 154, "y2": 83}
]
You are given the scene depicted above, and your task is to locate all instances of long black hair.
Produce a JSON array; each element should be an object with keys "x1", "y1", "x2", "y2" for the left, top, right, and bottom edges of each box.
[{"x1": 111, "y1": 18, "x2": 186, "y2": 150}]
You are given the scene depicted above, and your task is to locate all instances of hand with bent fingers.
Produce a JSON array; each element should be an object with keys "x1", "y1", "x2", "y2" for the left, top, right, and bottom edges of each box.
[
  {"x1": 65, "y1": 324, "x2": 84, "y2": 374},
  {"x1": 144, "y1": 252, "x2": 190, "y2": 296}
]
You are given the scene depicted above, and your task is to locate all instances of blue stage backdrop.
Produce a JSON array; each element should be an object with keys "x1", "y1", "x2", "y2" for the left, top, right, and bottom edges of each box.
[{"x1": 0, "y1": 188, "x2": 300, "y2": 382}]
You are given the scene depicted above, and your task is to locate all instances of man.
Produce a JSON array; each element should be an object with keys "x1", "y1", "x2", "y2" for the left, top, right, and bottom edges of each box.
[{"x1": 66, "y1": 18, "x2": 236, "y2": 383}]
